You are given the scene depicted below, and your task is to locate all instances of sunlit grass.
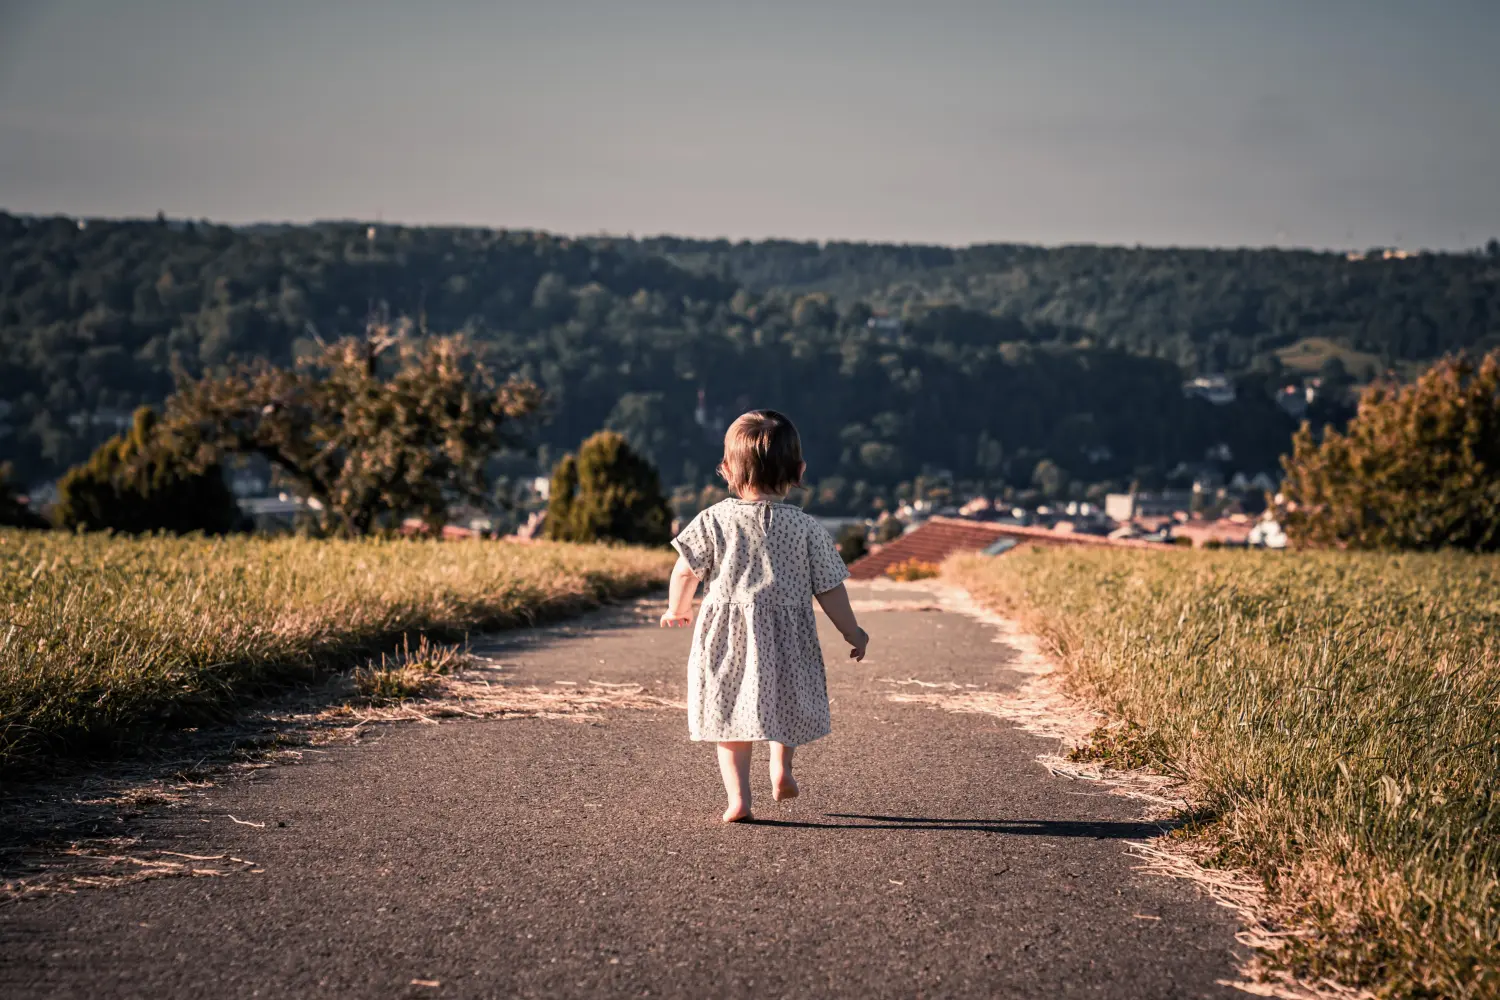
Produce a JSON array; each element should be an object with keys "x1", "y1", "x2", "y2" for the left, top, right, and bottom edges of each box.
[
  {"x1": 351, "y1": 634, "x2": 471, "y2": 705},
  {"x1": 948, "y1": 547, "x2": 1500, "y2": 999},
  {"x1": 0, "y1": 530, "x2": 673, "y2": 766}
]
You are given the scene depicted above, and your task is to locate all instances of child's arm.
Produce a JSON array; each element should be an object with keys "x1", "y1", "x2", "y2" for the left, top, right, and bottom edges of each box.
[
  {"x1": 660, "y1": 556, "x2": 700, "y2": 627},
  {"x1": 814, "y1": 583, "x2": 869, "y2": 661}
]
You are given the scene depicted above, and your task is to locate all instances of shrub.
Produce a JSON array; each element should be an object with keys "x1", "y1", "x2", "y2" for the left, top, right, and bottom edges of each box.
[
  {"x1": 1279, "y1": 350, "x2": 1500, "y2": 550},
  {"x1": 54, "y1": 408, "x2": 241, "y2": 535},
  {"x1": 884, "y1": 557, "x2": 940, "y2": 581},
  {"x1": 545, "y1": 431, "x2": 671, "y2": 545},
  {"x1": 836, "y1": 523, "x2": 868, "y2": 564},
  {"x1": 0, "y1": 464, "x2": 48, "y2": 529},
  {"x1": 546, "y1": 452, "x2": 580, "y2": 538},
  {"x1": 875, "y1": 516, "x2": 906, "y2": 543}
]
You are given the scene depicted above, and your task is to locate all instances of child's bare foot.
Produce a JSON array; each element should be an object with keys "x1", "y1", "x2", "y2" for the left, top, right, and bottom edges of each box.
[
  {"x1": 768, "y1": 742, "x2": 798, "y2": 802},
  {"x1": 722, "y1": 802, "x2": 753, "y2": 823},
  {"x1": 716, "y1": 743, "x2": 754, "y2": 823}
]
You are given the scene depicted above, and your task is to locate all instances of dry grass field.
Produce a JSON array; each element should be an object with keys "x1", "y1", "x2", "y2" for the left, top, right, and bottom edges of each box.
[
  {"x1": 948, "y1": 547, "x2": 1500, "y2": 999},
  {"x1": 0, "y1": 530, "x2": 673, "y2": 767}
]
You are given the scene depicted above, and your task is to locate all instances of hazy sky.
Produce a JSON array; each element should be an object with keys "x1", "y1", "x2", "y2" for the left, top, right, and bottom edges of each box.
[{"x1": 1, "y1": 0, "x2": 1496, "y2": 248}]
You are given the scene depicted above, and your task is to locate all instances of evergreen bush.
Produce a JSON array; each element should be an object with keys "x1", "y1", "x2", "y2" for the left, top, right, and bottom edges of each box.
[
  {"x1": 836, "y1": 523, "x2": 868, "y2": 564},
  {"x1": 54, "y1": 407, "x2": 241, "y2": 535},
  {"x1": 545, "y1": 431, "x2": 671, "y2": 545}
]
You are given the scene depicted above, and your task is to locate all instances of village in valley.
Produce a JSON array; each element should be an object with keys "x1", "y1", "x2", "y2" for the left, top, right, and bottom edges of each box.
[
  {"x1": 116, "y1": 361, "x2": 1316, "y2": 556},
  {"x1": 174, "y1": 437, "x2": 1291, "y2": 556},
  {"x1": 224, "y1": 434, "x2": 1294, "y2": 567}
]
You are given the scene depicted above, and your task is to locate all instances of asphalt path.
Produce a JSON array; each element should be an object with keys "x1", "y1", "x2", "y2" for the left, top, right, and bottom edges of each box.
[{"x1": 1, "y1": 583, "x2": 1243, "y2": 999}]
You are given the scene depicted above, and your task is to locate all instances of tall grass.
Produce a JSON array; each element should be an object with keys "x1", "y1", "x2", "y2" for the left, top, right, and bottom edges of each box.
[
  {"x1": 948, "y1": 548, "x2": 1500, "y2": 999},
  {"x1": 0, "y1": 530, "x2": 673, "y2": 766}
]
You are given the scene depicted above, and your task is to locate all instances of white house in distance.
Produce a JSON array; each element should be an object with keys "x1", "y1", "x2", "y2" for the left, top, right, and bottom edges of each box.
[
  {"x1": 1105, "y1": 491, "x2": 1194, "y2": 522},
  {"x1": 1182, "y1": 375, "x2": 1236, "y2": 405},
  {"x1": 1249, "y1": 517, "x2": 1288, "y2": 549},
  {"x1": 866, "y1": 314, "x2": 902, "y2": 342}
]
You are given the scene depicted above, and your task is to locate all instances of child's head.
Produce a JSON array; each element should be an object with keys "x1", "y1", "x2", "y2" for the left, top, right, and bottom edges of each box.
[{"x1": 719, "y1": 409, "x2": 804, "y2": 497}]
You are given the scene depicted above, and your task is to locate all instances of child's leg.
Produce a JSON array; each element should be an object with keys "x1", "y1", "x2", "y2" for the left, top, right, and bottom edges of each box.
[
  {"x1": 769, "y1": 742, "x2": 799, "y2": 801},
  {"x1": 716, "y1": 741, "x2": 753, "y2": 822}
]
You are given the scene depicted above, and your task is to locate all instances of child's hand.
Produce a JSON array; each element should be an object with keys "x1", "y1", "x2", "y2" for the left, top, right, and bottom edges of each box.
[
  {"x1": 845, "y1": 626, "x2": 869, "y2": 662},
  {"x1": 660, "y1": 612, "x2": 693, "y2": 628}
]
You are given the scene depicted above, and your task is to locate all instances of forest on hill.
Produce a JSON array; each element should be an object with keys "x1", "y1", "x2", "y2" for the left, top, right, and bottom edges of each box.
[
  {"x1": 635, "y1": 237, "x2": 1500, "y2": 376},
  {"x1": 3, "y1": 212, "x2": 1497, "y2": 512}
]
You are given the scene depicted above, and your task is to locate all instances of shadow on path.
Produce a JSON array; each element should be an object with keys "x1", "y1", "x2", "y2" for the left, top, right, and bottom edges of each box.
[{"x1": 741, "y1": 814, "x2": 1169, "y2": 838}]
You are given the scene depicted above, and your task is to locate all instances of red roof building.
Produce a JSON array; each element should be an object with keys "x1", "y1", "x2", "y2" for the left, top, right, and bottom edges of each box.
[
  {"x1": 846, "y1": 517, "x2": 1168, "y2": 580},
  {"x1": 1168, "y1": 517, "x2": 1254, "y2": 548}
]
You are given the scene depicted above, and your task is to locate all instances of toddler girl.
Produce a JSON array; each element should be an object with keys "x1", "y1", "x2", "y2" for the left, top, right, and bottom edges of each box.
[{"x1": 661, "y1": 410, "x2": 869, "y2": 823}]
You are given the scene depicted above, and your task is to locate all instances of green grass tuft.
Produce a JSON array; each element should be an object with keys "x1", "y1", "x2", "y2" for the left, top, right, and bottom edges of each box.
[{"x1": 351, "y1": 634, "x2": 470, "y2": 705}]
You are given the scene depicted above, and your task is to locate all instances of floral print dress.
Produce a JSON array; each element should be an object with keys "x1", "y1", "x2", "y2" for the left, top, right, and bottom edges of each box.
[{"x1": 671, "y1": 499, "x2": 849, "y2": 746}]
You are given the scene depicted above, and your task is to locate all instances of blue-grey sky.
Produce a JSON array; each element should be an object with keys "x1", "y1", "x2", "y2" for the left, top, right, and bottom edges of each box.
[{"x1": 1, "y1": 0, "x2": 1496, "y2": 249}]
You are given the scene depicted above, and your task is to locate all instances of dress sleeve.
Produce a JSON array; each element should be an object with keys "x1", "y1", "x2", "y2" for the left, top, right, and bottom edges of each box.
[
  {"x1": 671, "y1": 510, "x2": 716, "y2": 578},
  {"x1": 808, "y1": 520, "x2": 850, "y2": 594}
]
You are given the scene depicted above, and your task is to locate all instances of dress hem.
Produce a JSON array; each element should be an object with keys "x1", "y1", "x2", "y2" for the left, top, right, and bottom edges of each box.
[{"x1": 689, "y1": 731, "x2": 830, "y2": 748}]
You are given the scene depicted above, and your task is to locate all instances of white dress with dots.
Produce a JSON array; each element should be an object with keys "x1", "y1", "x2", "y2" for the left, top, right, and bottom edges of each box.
[{"x1": 671, "y1": 499, "x2": 849, "y2": 747}]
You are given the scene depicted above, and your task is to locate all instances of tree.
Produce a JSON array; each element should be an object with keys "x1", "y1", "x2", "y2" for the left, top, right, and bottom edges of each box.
[
  {"x1": 1032, "y1": 459, "x2": 1067, "y2": 500},
  {"x1": 1278, "y1": 351, "x2": 1500, "y2": 550},
  {"x1": 791, "y1": 293, "x2": 835, "y2": 330},
  {"x1": 54, "y1": 407, "x2": 241, "y2": 534},
  {"x1": 975, "y1": 431, "x2": 1004, "y2": 476},
  {"x1": 858, "y1": 441, "x2": 902, "y2": 476},
  {"x1": 545, "y1": 431, "x2": 671, "y2": 545},
  {"x1": 546, "y1": 453, "x2": 579, "y2": 541},
  {"x1": 604, "y1": 391, "x2": 670, "y2": 470},
  {"x1": 1318, "y1": 355, "x2": 1353, "y2": 391},
  {"x1": 835, "y1": 523, "x2": 868, "y2": 564},
  {"x1": 162, "y1": 333, "x2": 542, "y2": 535},
  {"x1": 0, "y1": 463, "x2": 49, "y2": 529}
]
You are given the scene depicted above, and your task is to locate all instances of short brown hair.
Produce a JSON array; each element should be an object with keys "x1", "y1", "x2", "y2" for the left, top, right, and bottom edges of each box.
[{"x1": 718, "y1": 410, "x2": 804, "y2": 495}]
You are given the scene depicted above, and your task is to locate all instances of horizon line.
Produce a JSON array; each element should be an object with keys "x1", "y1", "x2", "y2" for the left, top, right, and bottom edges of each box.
[{"x1": 3, "y1": 206, "x2": 1491, "y2": 259}]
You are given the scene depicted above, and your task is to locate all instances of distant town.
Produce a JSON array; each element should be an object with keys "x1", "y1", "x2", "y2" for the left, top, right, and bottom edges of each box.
[{"x1": 144, "y1": 462, "x2": 1285, "y2": 555}]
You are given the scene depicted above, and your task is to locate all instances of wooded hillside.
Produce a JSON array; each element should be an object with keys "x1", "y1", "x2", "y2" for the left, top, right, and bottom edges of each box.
[
  {"x1": 5, "y1": 212, "x2": 1495, "y2": 508},
  {"x1": 637, "y1": 237, "x2": 1500, "y2": 375}
]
